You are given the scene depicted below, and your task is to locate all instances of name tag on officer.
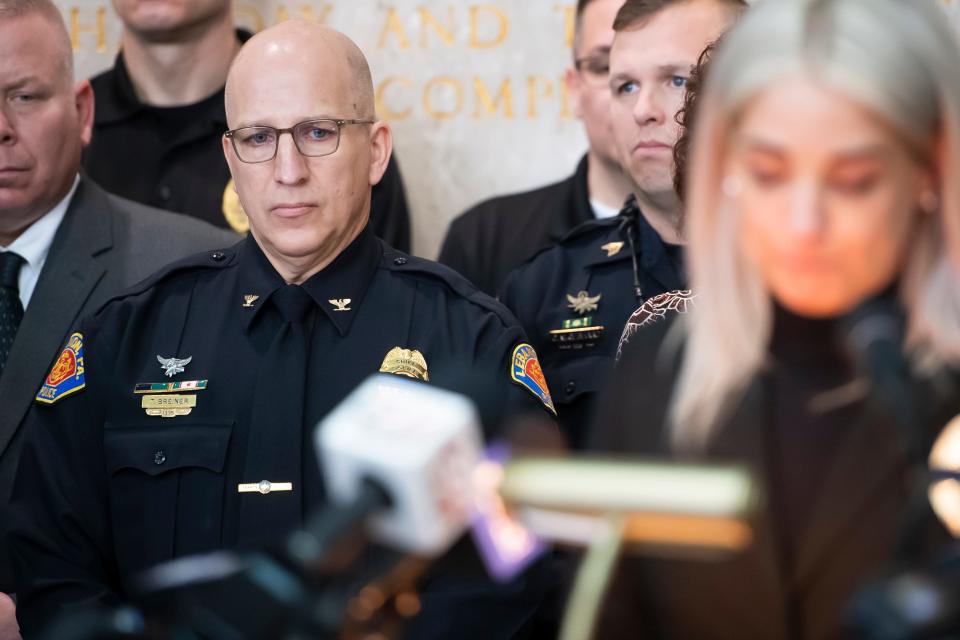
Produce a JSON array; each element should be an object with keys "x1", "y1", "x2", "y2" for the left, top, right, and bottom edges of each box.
[
  {"x1": 141, "y1": 394, "x2": 196, "y2": 418},
  {"x1": 549, "y1": 316, "x2": 605, "y2": 350}
]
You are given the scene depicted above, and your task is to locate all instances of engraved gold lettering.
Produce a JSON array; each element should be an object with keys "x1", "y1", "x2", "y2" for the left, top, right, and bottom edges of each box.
[
  {"x1": 273, "y1": 4, "x2": 331, "y2": 23},
  {"x1": 418, "y1": 6, "x2": 455, "y2": 47},
  {"x1": 553, "y1": 5, "x2": 576, "y2": 49},
  {"x1": 423, "y1": 76, "x2": 464, "y2": 120},
  {"x1": 68, "y1": 7, "x2": 107, "y2": 53},
  {"x1": 379, "y1": 7, "x2": 411, "y2": 50},
  {"x1": 470, "y1": 5, "x2": 508, "y2": 49},
  {"x1": 376, "y1": 76, "x2": 414, "y2": 120},
  {"x1": 473, "y1": 77, "x2": 514, "y2": 118},
  {"x1": 526, "y1": 75, "x2": 554, "y2": 118}
]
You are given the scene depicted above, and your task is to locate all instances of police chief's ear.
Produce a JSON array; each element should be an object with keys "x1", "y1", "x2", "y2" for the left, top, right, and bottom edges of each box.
[
  {"x1": 75, "y1": 79, "x2": 95, "y2": 148},
  {"x1": 368, "y1": 121, "x2": 392, "y2": 187}
]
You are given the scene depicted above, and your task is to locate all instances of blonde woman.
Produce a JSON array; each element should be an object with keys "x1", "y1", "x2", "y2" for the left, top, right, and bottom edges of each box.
[{"x1": 591, "y1": 0, "x2": 960, "y2": 637}]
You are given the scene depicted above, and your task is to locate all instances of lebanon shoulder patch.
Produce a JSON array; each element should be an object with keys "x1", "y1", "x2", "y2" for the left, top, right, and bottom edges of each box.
[{"x1": 510, "y1": 343, "x2": 557, "y2": 415}]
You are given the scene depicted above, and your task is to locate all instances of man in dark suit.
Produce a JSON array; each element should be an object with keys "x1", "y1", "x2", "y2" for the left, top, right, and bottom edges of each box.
[{"x1": 0, "y1": 0, "x2": 236, "y2": 619}]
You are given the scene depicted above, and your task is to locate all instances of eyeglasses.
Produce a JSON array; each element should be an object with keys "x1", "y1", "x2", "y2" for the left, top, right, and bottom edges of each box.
[
  {"x1": 224, "y1": 118, "x2": 374, "y2": 164},
  {"x1": 574, "y1": 56, "x2": 610, "y2": 88}
]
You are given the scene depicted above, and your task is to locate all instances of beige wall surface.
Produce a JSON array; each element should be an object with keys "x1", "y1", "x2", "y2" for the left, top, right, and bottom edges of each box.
[{"x1": 54, "y1": 0, "x2": 960, "y2": 256}]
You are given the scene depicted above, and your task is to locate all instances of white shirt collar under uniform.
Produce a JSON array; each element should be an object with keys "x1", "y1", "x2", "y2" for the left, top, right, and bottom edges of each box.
[
  {"x1": 0, "y1": 174, "x2": 80, "y2": 309},
  {"x1": 590, "y1": 198, "x2": 621, "y2": 220}
]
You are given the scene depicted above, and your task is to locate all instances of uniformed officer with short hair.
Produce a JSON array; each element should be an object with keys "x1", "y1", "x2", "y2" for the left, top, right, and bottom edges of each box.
[
  {"x1": 500, "y1": 0, "x2": 744, "y2": 448},
  {"x1": 9, "y1": 20, "x2": 554, "y2": 637},
  {"x1": 438, "y1": 0, "x2": 632, "y2": 296}
]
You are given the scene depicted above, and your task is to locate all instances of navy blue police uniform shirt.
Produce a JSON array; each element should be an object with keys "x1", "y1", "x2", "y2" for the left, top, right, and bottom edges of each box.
[
  {"x1": 500, "y1": 196, "x2": 685, "y2": 449},
  {"x1": 9, "y1": 227, "x2": 556, "y2": 637}
]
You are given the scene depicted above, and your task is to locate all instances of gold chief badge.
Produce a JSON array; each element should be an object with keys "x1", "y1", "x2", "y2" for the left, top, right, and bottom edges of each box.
[
  {"x1": 222, "y1": 178, "x2": 250, "y2": 234},
  {"x1": 379, "y1": 347, "x2": 429, "y2": 382}
]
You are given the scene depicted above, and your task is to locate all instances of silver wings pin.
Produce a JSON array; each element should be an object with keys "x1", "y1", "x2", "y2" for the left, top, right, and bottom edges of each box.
[
  {"x1": 566, "y1": 291, "x2": 602, "y2": 315},
  {"x1": 157, "y1": 355, "x2": 192, "y2": 378}
]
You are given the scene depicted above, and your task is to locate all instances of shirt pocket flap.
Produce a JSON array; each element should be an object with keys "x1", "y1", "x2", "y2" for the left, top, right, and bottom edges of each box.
[
  {"x1": 104, "y1": 422, "x2": 232, "y2": 477},
  {"x1": 547, "y1": 355, "x2": 614, "y2": 404}
]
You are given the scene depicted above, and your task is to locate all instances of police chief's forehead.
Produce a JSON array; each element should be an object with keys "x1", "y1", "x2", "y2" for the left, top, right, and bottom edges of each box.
[{"x1": 225, "y1": 20, "x2": 374, "y2": 126}]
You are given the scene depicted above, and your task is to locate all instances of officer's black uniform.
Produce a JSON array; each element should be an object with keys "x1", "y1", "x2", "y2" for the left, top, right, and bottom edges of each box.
[
  {"x1": 83, "y1": 42, "x2": 412, "y2": 250},
  {"x1": 500, "y1": 195, "x2": 685, "y2": 448},
  {"x1": 8, "y1": 228, "x2": 555, "y2": 637},
  {"x1": 438, "y1": 155, "x2": 594, "y2": 296}
]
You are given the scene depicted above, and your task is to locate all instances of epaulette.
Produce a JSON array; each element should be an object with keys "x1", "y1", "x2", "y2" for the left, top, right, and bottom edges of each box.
[
  {"x1": 380, "y1": 244, "x2": 518, "y2": 327},
  {"x1": 92, "y1": 246, "x2": 240, "y2": 316},
  {"x1": 509, "y1": 215, "x2": 629, "y2": 277}
]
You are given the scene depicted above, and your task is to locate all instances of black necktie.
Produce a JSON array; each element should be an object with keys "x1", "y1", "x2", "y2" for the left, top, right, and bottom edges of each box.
[
  {"x1": 238, "y1": 284, "x2": 314, "y2": 546},
  {"x1": 0, "y1": 251, "x2": 25, "y2": 378}
]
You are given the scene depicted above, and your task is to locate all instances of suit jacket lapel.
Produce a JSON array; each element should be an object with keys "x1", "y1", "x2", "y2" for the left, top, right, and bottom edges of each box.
[{"x1": 0, "y1": 180, "x2": 113, "y2": 458}]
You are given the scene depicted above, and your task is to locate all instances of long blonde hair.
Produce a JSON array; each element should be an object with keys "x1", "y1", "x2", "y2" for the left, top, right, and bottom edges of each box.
[{"x1": 671, "y1": 0, "x2": 960, "y2": 448}]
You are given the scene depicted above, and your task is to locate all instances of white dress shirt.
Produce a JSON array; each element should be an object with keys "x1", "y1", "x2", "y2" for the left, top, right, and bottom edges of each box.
[
  {"x1": 0, "y1": 175, "x2": 80, "y2": 309},
  {"x1": 590, "y1": 198, "x2": 621, "y2": 220}
]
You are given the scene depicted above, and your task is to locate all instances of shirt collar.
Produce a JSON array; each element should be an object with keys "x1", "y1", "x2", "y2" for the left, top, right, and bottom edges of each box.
[
  {"x1": 624, "y1": 195, "x2": 686, "y2": 290},
  {"x1": 578, "y1": 195, "x2": 685, "y2": 287},
  {"x1": 95, "y1": 29, "x2": 252, "y2": 125},
  {"x1": 553, "y1": 154, "x2": 593, "y2": 241},
  {"x1": 93, "y1": 52, "x2": 144, "y2": 124},
  {"x1": 1, "y1": 174, "x2": 79, "y2": 269},
  {"x1": 238, "y1": 226, "x2": 382, "y2": 336}
]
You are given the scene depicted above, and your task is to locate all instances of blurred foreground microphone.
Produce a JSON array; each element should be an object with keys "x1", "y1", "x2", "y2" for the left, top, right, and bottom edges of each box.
[
  {"x1": 848, "y1": 414, "x2": 960, "y2": 639},
  {"x1": 318, "y1": 373, "x2": 483, "y2": 555},
  {"x1": 837, "y1": 294, "x2": 919, "y2": 461}
]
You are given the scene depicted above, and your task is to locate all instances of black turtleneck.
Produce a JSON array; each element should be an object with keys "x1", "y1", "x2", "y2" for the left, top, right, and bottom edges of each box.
[{"x1": 766, "y1": 305, "x2": 864, "y2": 548}]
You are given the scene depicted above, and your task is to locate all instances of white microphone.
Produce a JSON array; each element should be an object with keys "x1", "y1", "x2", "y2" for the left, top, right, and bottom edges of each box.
[{"x1": 316, "y1": 373, "x2": 483, "y2": 557}]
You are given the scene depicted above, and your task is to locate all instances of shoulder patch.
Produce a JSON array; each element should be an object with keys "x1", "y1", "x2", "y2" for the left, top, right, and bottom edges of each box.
[
  {"x1": 36, "y1": 332, "x2": 86, "y2": 404},
  {"x1": 617, "y1": 290, "x2": 696, "y2": 361},
  {"x1": 510, "y1": 343, "x2": 557, "y2": 415}
]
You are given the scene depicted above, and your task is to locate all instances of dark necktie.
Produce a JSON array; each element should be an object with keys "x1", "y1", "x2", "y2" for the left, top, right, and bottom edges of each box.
[
  {"x1": 0, "y1": 251, "x2": 25, "y2": 378},
  {"x1": 238, "y1": 284, "x2": 314, "y2": 546}
]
